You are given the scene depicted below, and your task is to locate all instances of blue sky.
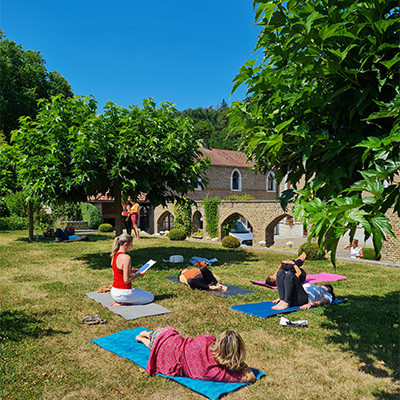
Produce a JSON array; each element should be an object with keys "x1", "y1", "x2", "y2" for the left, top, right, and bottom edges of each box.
[{"x1": 1, "y1": 0, "x2": 259, "y2": 111}]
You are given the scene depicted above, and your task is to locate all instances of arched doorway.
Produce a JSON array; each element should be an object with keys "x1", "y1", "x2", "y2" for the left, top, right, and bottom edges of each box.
[
  {"x1": 157, "y1": 211, "x2": 174, "y2": 232},
  {"x1": 221, "y1": 213, "x2": 253, "y2": 246},
  {"x1": 265, "y1": 214, "x2": 289, "y2": 247},
  {"x1": 192, "y1": 210, "x2": 203, "y2": 233}
]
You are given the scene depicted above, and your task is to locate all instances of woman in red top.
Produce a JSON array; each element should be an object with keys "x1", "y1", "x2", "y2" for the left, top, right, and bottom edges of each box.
[
  {"x1": 136, "y1": 327, "x2": 256, "y2": 382},
  {"x1": 109, "y1": 233, "x2": 154, "y2": 307}
]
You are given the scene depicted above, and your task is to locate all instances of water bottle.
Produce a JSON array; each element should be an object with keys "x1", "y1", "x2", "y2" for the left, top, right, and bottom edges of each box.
[{"x1": 36, "y1": 233, "x2": 39, "y2": 241}]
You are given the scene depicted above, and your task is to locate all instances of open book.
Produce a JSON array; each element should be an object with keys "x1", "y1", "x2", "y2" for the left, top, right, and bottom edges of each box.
[{"x1": 136, "y1": 260, "x2": 156, "y2": 274}]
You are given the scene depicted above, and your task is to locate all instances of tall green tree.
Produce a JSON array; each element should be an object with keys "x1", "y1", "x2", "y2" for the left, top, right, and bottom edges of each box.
[
  {"x1": 0, "y1": 30, "x2": 73, "y2": 141},
  {"x1": 230, "y1": 0, "x2": 400, "y2": 264}
]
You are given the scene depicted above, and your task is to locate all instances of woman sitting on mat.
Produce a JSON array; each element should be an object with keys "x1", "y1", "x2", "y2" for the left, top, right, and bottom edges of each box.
[
  {"x1": 178, "y1": 265, "x2": 227, "y2": 291},
  {"x1": 271, "y1": 266, "x2": 335, "y2": 310},
  {"x1": 136, "y1": 326, "x2": 256, "y2": 382},
  {"x1": 265, "y1": 252, "x2": 307, "y2": 286},
  {"x1": 109, "y1": 233, "x2": 154, "y2": 307}
]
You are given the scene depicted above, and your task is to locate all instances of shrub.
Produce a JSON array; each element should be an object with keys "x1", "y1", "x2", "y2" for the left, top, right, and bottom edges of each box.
[
  {"x1": 34, "y1": 210, "x2": 55, "y2": 231},
  {"x1": 222, "y1": 236, "x2": 240, "y2": 248},
  {"x1": 81, "y1": 203, "x2": 103, "y2": 229},
  {"x1": 99, "y1": 223, "x2": 114, "y2": 232},
  {"x1": 225, "y1": 194, "x2": 255, "y2": 200},
  {"x1": 4, "y1": 191, "x2": 28, "y2": 217},
  {"x1": 51, "y1": 202, "x2": 82, "y2": 221},
  {"x1": 363, "y1": 247, "x2": 381, "y2": 261},
  {"x1": 168, "y1": 228, "x2": 187, "y2": 241},
  {"x1": 0, "y1": 216, "x2": 29, "y2": 231},
  {"x1": 173, "y1": 199, "x2": 192, "y2": 236},
  {"x1": 202, "y1": 196, "x2": 220, "y2": 238},
  {"x1": 0, "y1": 197, "x2": 9, "y2": 218},
  {"x1": 298, "y1": 242, "x2": 326, "y2": 260},
  {"x1": 221, "y1": 217, "x2": 238, "y2": 235}
]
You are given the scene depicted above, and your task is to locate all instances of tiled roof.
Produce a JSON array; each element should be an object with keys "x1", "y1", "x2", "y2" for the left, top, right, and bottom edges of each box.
[{"x1": 200, "y1": 148, "x2": 253, "y2": 168}]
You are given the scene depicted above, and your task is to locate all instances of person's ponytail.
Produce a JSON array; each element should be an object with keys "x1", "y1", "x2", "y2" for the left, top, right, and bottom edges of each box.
[{"x1": 110, "y1": 233, "x2": 133, "y2": 258}]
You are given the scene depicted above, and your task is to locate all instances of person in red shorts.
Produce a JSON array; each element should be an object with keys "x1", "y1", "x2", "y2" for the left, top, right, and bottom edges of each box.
[{"x1": 128, "y1": 198, "x2": 140, "y2": 240}]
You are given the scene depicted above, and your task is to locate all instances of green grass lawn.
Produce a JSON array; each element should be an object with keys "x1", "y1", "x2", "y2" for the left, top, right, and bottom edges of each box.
[{"x1": 1, "y1": 231, "x2": 399, "y2": 400}]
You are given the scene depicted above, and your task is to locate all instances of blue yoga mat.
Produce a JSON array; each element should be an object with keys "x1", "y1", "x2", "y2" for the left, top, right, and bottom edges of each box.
[
  {"x1": 92, "y1": 327, "x2": 265, "y2": 400},
  {"x1": 231, "y1": 299, "x2": 344, "y2": 318}
]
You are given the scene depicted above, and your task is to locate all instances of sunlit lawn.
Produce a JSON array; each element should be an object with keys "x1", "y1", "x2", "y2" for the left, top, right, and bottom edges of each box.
[{"x1": 1, "y1": 230, "x2": 399, "y2": 400}]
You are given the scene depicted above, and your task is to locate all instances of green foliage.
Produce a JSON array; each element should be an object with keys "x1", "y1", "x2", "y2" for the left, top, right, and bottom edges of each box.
[
  {"x1": 34, "y1": 210, "x2": 55, "y2": 232},
  {"x1": 173, "y1": 198, "x2": 192, "y2": 236},
  {"x1": 168, "y1": 228, "x2": 187, "y2": 241},
  {"x1": 225, "y1": 194, "x2": 255, "y2": 200},
  {"x1": 51, "y1": 202, "x2": 83, "y2": 221},
  {"x1": 0, "y1": 215, "x2": 28, "y2": 231},
  {"x1": 98, "y1": 223, "x2": 114, "y2": 232},
  {"x1": 221, "y1": 217, "x2": 238, "y2": 235},
  {"x1": 81, "y1": 203, "x2": 103, "y2": 229},
  {"x1": 202, "y1": 196, "x2": 221, "y2": 238},
  {"x1": 0, "y1": 198, "x2": 8, "y2": 217},
  {"x1": 298, "y1": 242, "x2": 326, "y2": 260},
  {"x1": 231, "y1": 0, "x2": 400, "y2": 265},
  {"x1": 222, "y1": 235, "x2": 240, "y2": 248},
  {"x1": 363, "y1": 248, "x2": 381, "y2": 261},
  {"x1": 0, "y1": 30, "x2": 73, "y2": 141},
  {"x1": 3, "y1": 191, "x2": 27, "y2": 217}
]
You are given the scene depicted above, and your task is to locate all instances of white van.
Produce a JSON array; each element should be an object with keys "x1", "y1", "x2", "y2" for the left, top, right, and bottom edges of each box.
[{"x1": 229, "y1": 221, "x2": 253, "y2": 246}]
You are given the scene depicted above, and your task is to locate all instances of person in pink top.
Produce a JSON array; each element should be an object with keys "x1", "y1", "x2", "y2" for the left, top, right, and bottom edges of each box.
[{"x1": 135, "y1": 326, "x2": 256, "y2": 383}]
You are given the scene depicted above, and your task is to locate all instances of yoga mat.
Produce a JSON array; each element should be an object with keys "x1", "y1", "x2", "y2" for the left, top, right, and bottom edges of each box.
[
  {"x1": 85, "y1": 292, "x2": 171, "y2": 320},
  {"x1": 92, "y1": 327, "x2": 265, "y2": 400},
  {"x1": 251, "y1": 272, "x2": 347, "y2": 289},
  {"x1": 231, "y1": 299, "x2": 345, "y2": 318},
  {"x1": 166, "y1": 276, "x2": 255, "y2": 297}
]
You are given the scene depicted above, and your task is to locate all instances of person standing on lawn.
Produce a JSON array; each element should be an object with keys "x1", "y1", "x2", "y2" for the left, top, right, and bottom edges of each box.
[{"x1": 128, "y1": 198, "x2": 140, "y2": 240}]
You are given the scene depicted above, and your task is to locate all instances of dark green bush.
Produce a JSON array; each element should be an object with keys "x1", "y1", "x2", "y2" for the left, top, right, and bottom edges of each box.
[
  {"x1": 168, "y1": 228, "x2": 187, "y2": 241},
  {"x1": 298, "y1": 242, "x2": 326, "y2": 260},
  {"x1": 51, "y1": 202, "x2": 82, "y2": 221},
  {"x1": 363, "y1": 247, "x2": 381, "y2": 261},
  {"x1": 222, "y1": 235, "x2": 240, "y2": 248},
  {"x1": 4, "y1": 191, "x2": 27, "y2": 217},
  {"x1": 203, "y1": 196, "x2": 220, "y2": 238},
  {"x1": 34, "y1": 210, "x2": 55, "y2": 231},
  {"x1": 0, "y1": 197, "x2": 9, "y2": 217},
  {"x1": 0, "y1": 216, "x2": 29, "y2": 231},
  {"x1": 98, "y1": 223, "x2": 114, "y2": 232},
  {"x1": 81, "y1": 203, "x2": 103, "y2": 229}
]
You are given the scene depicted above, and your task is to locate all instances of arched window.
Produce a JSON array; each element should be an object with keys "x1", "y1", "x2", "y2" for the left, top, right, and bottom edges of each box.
[
  {"x1": 266, "y1": 172, "x2": 275, "y2": 192},
  {"x1": 231, "y1": 169, "x2": 242, "y2": 191}
]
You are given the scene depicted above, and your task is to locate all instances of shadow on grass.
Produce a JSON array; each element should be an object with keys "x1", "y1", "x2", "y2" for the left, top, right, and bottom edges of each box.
[
  {"x1": 153, "y1": 293, "x2": 176, "y2": 302},
  {"x1": 15, "y1": 233, "x2": 113, "y2": 243},
  {"x1": 76, "y1": 244, "x2": 255, "y2": 271},
  {"x1": 0, "y1": 309, "x2": 70, "y2": 342},
  {"x1": 322, "y1": 291, "x2": 399, "y2": 396}
]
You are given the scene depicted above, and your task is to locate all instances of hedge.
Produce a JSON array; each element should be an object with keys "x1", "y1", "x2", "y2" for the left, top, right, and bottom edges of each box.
[
  {"x1": 81, "y1": 203, "x2": 103, "y2": 229},
  {"x1": 222, "y1": 236, "x2": 240, "y2": 248},
  {"x1": 168, "y1": 228, "x2": 187, "y2": 241},
  {"x1": 298, "y1": 242, "x2": 326, "y2": 260}
]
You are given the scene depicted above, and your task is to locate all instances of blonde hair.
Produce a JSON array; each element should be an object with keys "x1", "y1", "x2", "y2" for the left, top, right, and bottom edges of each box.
[
  {"x1": 210, "y1": 331, "x2": 246, "y2": 371},
  {"x1": 110, "y1": 233, "x2": 133, "y2": 258}
]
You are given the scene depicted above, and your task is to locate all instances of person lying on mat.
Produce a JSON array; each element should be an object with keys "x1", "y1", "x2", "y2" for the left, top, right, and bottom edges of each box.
[
  {"x1": 178, "y1": 265, "x2": 227, "y2": 291},
  {"x1": 109, "y1": 233, "x2": 154, "y2": 307},
  {"x1": 43, "y1": 227, "x2": 89, "y2": 242},
  {"x1": 265, "y1": 252, "x2": 307, "y2": 286},
  {"x1": 136, "y1": 326, "x2": 256, "y2": 382},
  {"x1": 271, "y1": 267, "x2": 335, "y2": 310}
]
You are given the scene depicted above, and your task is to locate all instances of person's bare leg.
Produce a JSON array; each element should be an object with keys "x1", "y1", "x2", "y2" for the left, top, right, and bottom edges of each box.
[
  {"x1": 135, "y1": 330, "x2": 151, "y2": 348},
  {"x1": 132, "y1": 224, "x2": 140, "y2": 239},
  {"x1": 271, "y1": 300, "x2": 289, "y2": 310}
]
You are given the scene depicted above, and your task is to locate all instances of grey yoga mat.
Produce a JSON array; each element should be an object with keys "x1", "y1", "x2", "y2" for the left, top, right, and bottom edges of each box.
[
  {"x1": 85, "y1": 292, "x2": 171, "y2": 320},
  {"x1": 166, "y1": 276, "x2": 255, "y2": 297}
]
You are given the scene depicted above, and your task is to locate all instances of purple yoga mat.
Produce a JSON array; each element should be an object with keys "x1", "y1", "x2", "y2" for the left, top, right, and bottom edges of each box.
[{"x1": 251, "y1": 272, "x2": 347, "y2": 289}]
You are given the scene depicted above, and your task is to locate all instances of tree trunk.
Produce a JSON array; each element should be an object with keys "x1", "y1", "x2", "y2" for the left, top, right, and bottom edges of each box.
[
  {"x1": 28, "y1": 201, "x2": 34, "y2": 240},
  {"x1": 114, "y1": 181, "x2": 123, "y2": 237}
]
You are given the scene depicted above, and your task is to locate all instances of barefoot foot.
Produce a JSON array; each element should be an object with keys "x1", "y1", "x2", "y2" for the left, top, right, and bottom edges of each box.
[{"x1": 272, "y1": 301, "x2": 289, "y2": 310}]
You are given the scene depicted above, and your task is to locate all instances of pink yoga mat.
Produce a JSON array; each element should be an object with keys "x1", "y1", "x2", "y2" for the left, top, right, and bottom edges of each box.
[{"x1": 251, "y1": 272, "x2": 347, "y2": 289}]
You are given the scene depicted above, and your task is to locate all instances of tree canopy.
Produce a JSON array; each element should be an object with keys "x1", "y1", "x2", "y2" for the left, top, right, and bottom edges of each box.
[
  {"x1": 11, "y1": 96, "x2": 210, "y2": 235},
  {"x1": 0, "y1": 30, "x2": 73, "y2": 141},
  {"x1": 230, "y1": 0, "x2": 400, "y2": 263}
]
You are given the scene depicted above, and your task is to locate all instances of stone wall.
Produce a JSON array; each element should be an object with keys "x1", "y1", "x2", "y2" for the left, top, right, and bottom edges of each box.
[
  {"x1": 60, "y1": 220, "x2": 89, "y2": 230},
  {"x1": 381, "y1": 210, "x2": 400, "y2": 263}
]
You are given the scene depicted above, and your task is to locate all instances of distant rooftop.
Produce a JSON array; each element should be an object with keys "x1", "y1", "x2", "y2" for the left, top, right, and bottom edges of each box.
[{"x1": 200, "y1": 148, "x2": 253, "y2": 168}]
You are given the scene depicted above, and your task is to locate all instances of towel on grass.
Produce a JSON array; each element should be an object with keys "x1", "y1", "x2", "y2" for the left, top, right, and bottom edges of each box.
[
  {"x1": 231, "y1": 299, "x2": 345, "y2": 318},
  {"x1": 166, "y1": 276, "x2": 255, "y2": 297},
  {"x1": 92, "y1": 327, "x2": 265, "y2": 400},
  {"x1": 85, "y1": 292, "x2": 171, "y2": 320},
  {"x1": 251, "y1": 272, "x2": 347, "y2": 289},
  {"x1": 189, "y1": 257, "x2": 218, "y2": 266}
]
